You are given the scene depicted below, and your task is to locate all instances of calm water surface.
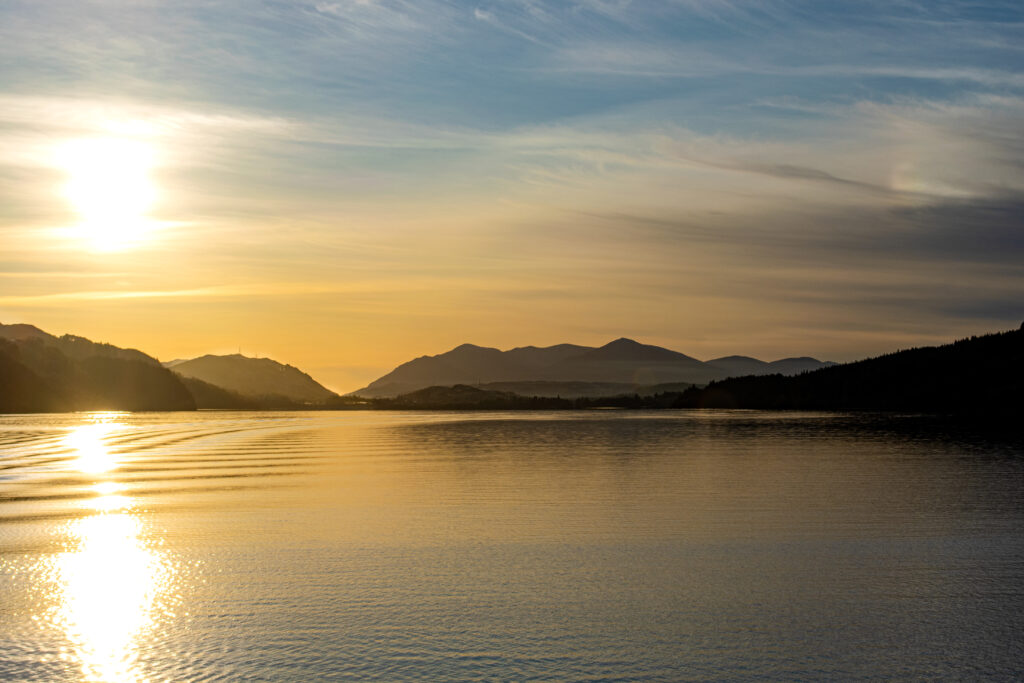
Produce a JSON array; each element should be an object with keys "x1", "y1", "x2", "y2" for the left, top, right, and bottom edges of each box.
[{"x1": 1, "y1": 410, "x2": 1023, "y2": 681}]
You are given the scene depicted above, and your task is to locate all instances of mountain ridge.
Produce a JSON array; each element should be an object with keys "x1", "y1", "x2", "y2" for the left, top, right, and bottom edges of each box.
[
  {"x1": 0, "y1": 320, "x2": 1019, "y2": 415},
  {"x1": 168, "y1": 353, "x2": 338, "y2": 404},
  {"x1": 352, "y1": 338, "x2": 834, "y2": 397},
  {"x1": 0, "y1": 322, "x2": 194, "y2": 411}
]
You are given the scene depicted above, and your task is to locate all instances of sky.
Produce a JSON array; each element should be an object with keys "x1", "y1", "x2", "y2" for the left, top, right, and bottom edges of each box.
[{"x1": 1, "y1": 0, "x2": 1022, "y2": 392}]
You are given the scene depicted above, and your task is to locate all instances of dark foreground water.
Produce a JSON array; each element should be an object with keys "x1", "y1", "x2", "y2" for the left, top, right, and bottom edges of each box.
[{"x1": 1, "y1": 411, "x2": 1023, "y2": 681}]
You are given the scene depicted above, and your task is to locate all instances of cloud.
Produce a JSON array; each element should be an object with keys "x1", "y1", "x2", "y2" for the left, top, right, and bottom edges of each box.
[
  {"x1": 2, "y1": 0, "x2": 1023, "y2": 363},
  {"x1": 0, "y1": 94, "x2": 291, "y2": 163},
  {"x1": 542, "y1": 38, "x2": 1024, "y2": 88},
  {"x1": 310, "y1": 0, "x2": 430, "y2": 36}
]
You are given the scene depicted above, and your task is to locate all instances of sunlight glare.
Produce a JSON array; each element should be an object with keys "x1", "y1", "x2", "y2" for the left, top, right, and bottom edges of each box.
[
  {"x1": 57, "y1": 138, "x2": 159, "y2": 251},
  {"x1": 64, "y1": 414, "x2": 125, "y2": 475},
  {"x1": 52, "y1": 511, "x2": 175, "y2": 682}
]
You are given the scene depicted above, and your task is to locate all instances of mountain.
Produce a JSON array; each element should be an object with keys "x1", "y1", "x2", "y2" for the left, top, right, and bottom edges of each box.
[
  {"x1": 168, "y1": 354, "x2": 337, "y2": 405},
  {"x1": 0, "y1": 323, "x2": 340, "y2": 412},
  {"x1": 475, "y1": 381, "x2": 651, "y2": 398},
  {"x1": 0, "y1": 322, "x2": 159, "y2": 366},
  {"x1": 673, "y1": 327, "x2": 1023, "y2": 416},
  {"x1": 352, "y1": 338, "x2": 833, "y2": 397},
  {"x1": 705, "y1": 355, "x2": 769, "y2": 377},
  {"x1": 379, "y1": 385, "x2": 578, "y2": 410},
  {"x1": 766, "y1": 357, "x2": 839, "y2": 375},
  {"x1": 359, "y1": 342, "x2": 595, "y2": 396},
  {"x1": 573, "y1": 338, "x2": 694, "y2": 363},
  {"x1": 353, "y1": 343, "x2": 543, "y2": 397},
  {"x1": 503, "y1": 343, "x2": 595, "y2": 369},
  {"x1": 544, "y1": 338, "x2": 720, "y2": 384},
  {"x1": 177, "y1": 376, "x2": 257, "y2": 409},
  {"x1": 706, "y1": 355, "x2": 838, "y2": 377},
  {"x1": 0, "y1": 323, "x2": 195, "y2": 412},
  {"x1": 386, "y1": 384, "x2": 517, "y2": 408},
  {"x1": 0, "y1": 338, "x2": 66, "y2": 412},
  {"x1": 0, "y1": 323, "x2": 52, "y2": 342},
  {"x1": 465, "y1": 380, "x2": 698, "y2": 399}
]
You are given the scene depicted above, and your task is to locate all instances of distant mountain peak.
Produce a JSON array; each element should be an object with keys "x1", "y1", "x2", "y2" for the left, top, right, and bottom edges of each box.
[
  {"x1": 170, "y1": 353, "x2": 336, "y2": 403},
  {"x1": 351, "y1": 337, "x2": 834, "y2": 397},
  {"x1": 451, "y1": 343, "x2": 496, "y2": 353},
  {"x1": 573, "y1": 337, "x2": 701, "y2": 366},
  {"x1": 0, "y1": 322, "x2": 54, "y2": 341}
]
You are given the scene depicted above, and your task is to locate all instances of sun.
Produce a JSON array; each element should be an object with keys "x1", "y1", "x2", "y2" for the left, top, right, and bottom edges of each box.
[{"x1": 57, "y1": 138, "x2": 159, "y2": 251}]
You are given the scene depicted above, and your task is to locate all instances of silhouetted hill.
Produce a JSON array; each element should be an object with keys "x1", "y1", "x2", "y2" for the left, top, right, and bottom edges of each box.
[
  {"x1": 0, "y1": 323, "x2": 53, "y2": 342},
  {"x1": 706, "y1": 355, "x2": 837, "y2": 377},
  {"x1": 354, "y1": 343, "x2": 536, "y2": 397},
  {"x1": 0, "y1": 322, "x2": 158, "y2": 366},
  {"x1": 76, "y1": 356, "x2": 196, "y2": 411},
  {"x1": 378, "y1": 384, "x2": 574, "y2": 410},
  {"x1": 353, "y1": 338, "x2": 830, "y2": 397},
  {"x1": 0, "y1": 338, "x2": 68, "y2": 412},
  {"x1": 767, "y1": 357, "x2": 839, "y2": 375},
  {"x1": 389, "y1": 384, "x2": 516, "y2": 407},
  {"x1": 178, "y1": 376, "x2": 257, "y2": 409},
  {"x1": 503, "y1": 344, "x2": 593, "y2": 368},
  {"x1": 376, "y1": 383, "x2": 702, "y2": 411},
  {"x1": 471, "y1": 381, "x2": 636, "y2": 398},
  {"x1": 673, "y1": 327, "x2": 1023, "y2": 416},
  {"x1": 545, "y1": 338, "x2": 719, "y2": 384},
  {"x1": 169, "y1": 354, "x2": 337, "y2": 404},
  {"x1": 0, "y1": 323, "x2": 194, "y2": 412},
  {"x1": 638, "y1": 381, "x2": 700, "y2": 394},
  {"x1": 575, "y1": 338, "x2": 696, "y2": 363},
  {"x1": 705, "y1": 355, "x2": 768, "y2": 376}
]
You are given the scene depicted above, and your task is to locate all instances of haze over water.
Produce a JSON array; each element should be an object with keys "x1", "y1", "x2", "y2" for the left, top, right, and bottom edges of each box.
[{"x1": 2, "y1": 410, "x2": 1023, "y2": 681}]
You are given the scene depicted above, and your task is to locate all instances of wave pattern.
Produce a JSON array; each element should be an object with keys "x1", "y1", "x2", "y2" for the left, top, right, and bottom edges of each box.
[
  {"x1": 2, "y1": 410, "x2": 1024, "y2": 681},
  {"x1": 0, "y1": 412, "x2": 323, "y2": 523}
]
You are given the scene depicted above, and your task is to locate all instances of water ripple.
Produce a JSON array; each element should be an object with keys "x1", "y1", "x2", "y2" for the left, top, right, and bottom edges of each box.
[{"x1": 1, "y1": 411, "x2": 1023, "y2": 681}]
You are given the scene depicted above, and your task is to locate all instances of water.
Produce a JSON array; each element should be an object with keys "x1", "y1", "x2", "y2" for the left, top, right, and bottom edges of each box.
[{"x1": 1, "y1": 410, "x2": 1023, "y2": 681}]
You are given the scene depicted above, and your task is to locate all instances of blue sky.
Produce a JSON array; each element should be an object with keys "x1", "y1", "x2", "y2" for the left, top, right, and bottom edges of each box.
[{"x1": 1, "y1": 0, "x2": 1022, "y2": 389}]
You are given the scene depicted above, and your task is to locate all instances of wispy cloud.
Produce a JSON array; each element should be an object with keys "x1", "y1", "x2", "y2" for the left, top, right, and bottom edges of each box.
[
  {"x1": 0, "y1": 94, "x2": 289, "y2": 135},
  {"x1": 2, "y1": 0, "x2": 1023, "y2": 365},
  {"x1": 545, "y1": 42, "x2": 1024, "y2": 88}
]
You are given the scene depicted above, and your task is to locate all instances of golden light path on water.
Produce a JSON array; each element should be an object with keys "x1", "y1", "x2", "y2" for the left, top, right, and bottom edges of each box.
[
  {"x1": 46, "y1": 413, "x2": 178, "y2": 682},
  {"x1": 62, "y1": 418, "x2": 122, "y2": 476}
]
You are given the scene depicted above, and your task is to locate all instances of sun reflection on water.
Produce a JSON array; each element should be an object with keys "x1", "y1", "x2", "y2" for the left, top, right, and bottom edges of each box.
[
  {"x1": 46, "y1": 414, "x2": 179, "y2": 682},
  {"x1": 53, "y1": 513, "x2": 175, "y2": 682},
  {"x1": 64, "y1": 414, "x2": 126, "y2": 475}
]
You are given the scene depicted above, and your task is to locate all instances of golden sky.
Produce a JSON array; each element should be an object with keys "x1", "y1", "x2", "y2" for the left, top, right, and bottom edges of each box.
[{"x1": 2, "y1": 2, "x2": 1023, "y2": 391}]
